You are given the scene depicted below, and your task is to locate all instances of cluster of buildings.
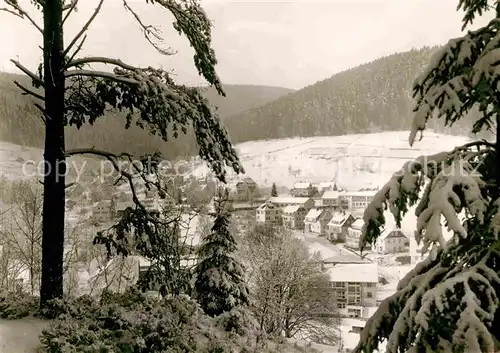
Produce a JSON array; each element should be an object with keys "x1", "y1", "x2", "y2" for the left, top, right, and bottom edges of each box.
[
  {"x1": 86, "y1": 175, "x2": 415, "y2": 324},
  {"x1": 255, "y1": 182, "x2": 409, "y2": 255},
  {"x1": 253, "y1": 181, "x2": 418, "y2": 323},
  {"x1": 91, "y1": 181, "x2": 177, "y2": 223}
]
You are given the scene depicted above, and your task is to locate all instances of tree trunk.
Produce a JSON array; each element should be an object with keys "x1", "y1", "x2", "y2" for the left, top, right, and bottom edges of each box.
[{"x1": 40, "y1": 0, "x2": 66, "y2": 307}]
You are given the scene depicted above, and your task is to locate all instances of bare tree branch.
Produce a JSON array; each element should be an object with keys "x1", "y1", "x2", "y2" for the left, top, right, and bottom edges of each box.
[
  {"x1": 33, "y1": 103, "x2": 47, "y2": 123},
  {"x1": 122, "y1": 0, "x2": 175, "y2": 56},
  {"x1": 62, "y1": 0, "x2": 78, "y2": 23},
  {"x1": 0, "y1": 7, "x2": 19, "y2": 17},
  {"x1": 1, "y1": 0, "x2": 43, "y2": 34},
  {"x1": 63, "y1": 0, "x2": 104, "y2": 57},
  {"x1": 65, "y1": 34, "x2": 87, "y2": 68},
  {"x1": 10, "y1": 59, "x2": 44, "y2": 87},
  {"x1": 13, "y1": 80, "x2": 44, "y2": 101},
  {"x1": 65, "y1": 148, "x2": 148, "y2": 216}
]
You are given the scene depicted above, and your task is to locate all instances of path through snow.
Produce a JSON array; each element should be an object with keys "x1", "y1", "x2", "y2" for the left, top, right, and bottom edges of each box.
[{"x1": 0, "y1": 319, "x2": 47, "y2": 352}]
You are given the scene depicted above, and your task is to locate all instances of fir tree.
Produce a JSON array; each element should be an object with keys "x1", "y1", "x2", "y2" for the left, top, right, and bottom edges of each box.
[
  {"x1": 194, "y1": 189, "x2": 249, "y2": 317},
  {"x1": 271, "y1": 183, "x2": 278, "y2": 197},
  {"x1": 1, "y1": 0, "x2": 242, "y2": 307},
  {"x1": 355, "y1": 2, "x2": 500, "y2": 352}
]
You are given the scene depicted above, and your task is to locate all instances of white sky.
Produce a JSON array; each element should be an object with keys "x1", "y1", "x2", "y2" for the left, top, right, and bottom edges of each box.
[{"x1": 0, "y1": 0, "x2": 495, "y2": 89}]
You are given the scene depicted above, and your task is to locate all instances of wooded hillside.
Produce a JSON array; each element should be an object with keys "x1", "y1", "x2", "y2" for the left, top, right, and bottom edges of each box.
[
  {"x1": 224, "y1": 46, "x2": 483, "y2": 142},
  {"x1": 0, "y1": 46, "x2": 486, "y2": 160},
  {"x1": 0, "y1": 73, "x2": 293, "y2": 159}
]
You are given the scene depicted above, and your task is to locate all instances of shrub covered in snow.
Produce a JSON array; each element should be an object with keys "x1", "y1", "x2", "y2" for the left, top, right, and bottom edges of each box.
[
  {"x1": 0, "y1": 290, "x2": 38, "y2": 319},
  {"x1": 38, "y1": 288, "x2": 204, "y2": 352},
  {"x1": 215, "y1": 306, "x2": 259, "y2": 337},
  {"x1": 38, "y1": 287, "x2": 318, "y2": 353},
  {"x1": 355, "y1": 2, "x2": 500, "y2": 353}
]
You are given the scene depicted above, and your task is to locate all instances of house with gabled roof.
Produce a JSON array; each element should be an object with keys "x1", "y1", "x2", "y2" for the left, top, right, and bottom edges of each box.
[
  {"x1": 234, "y1": 177, "x2": 259, "y2": 201},
  {"x1": 310, "y1": 209, "x2": 333, "y2": 235},
  {"x1": 256, "y1": 202, "x2": 282, "y2": 226},
  {"x1": 327, "y1": 211, "x2": 355, "y2": 242},
  {"x1": 346, "y1": 218, "x2": 371, "y2": 250},
  {"x1": 282, "y1": 205, "x2": 307, "y2": 229},
  {"x1": 291, "y1": 182, "x2": 315, "y2": 197},
  {"x1": 304, "y1": 208, "x2": 321, "y2": 232},
  {"x1": 376, "y1": 229, "x2": 409, "y2": 254}
]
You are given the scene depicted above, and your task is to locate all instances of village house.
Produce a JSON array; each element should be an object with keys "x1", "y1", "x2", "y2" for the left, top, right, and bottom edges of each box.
[
  {"x1": 281, "y1": 205, "x2": 308, "y2": 229},
  {"x1": 309, "y1": 209, "x2": 333, "y2": 235},
  {"x1": 304, "y1": 208, "x2": 321, "y2": 233},
  {"x1": 315, "y1": 182, "x2": 337, "y2": 194},
  {"x1": 320, "y1": 190, "x2": 349, "y2": 210},
  {"x1": 93, "y1": 200, "x2": 116, "y2": 222},
  {"x1": 342, "y1": 189, "x2": 377, "y2": 215},
  {"x1": 376, "y1": 229, "x2": 409, "y2": 254},
  {"x1": 256, "y1": 202, "x2": 282, "y2": 226},
  {"x1": 346, "y1": 218, "x2": 371, "y2": 250},
  {"x1": 233, "y1": 177, "x2": 259, "y2": 201},
  {"x1": 326, "y1": 211, "x2": 355, "y2": 242},
  {"x1": 325, "y1": 262, "x2": 378, "y2": 318},
  {"x1": 291, "y1": 182, "x2": 315, "y2": 197},
  {"x1": 267, "y1": 196, "x2": 315, "y2": 210}
]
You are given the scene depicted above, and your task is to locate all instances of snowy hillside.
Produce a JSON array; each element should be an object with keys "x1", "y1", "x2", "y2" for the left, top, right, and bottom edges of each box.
[{"x1": 191, "y1": 130, "x2": 472, "y2": 189}]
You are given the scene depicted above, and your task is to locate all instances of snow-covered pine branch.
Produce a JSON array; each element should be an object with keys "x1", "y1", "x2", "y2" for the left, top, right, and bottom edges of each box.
[
  {"x1": 356, "y1": 3, "x2": 500, "y2": 351},
  {"x1": 410, "y1": 17, "x2": 500, "y2": 145},
  {"x1": 360, "y1": 141, "x2": 492, "y2": 255},
  {"x1": 355, "y1": 139, "x2": 500, "y2": 353}
]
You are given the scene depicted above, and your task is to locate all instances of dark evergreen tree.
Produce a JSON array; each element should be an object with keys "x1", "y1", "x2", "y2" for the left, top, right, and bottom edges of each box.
[
  {"x1": 194, "y1": 189, "x2": 249, "y2": 317},
  {"x1": 271, "y1": 183, "x2": 278, "y2": 197},
  {"x1": 2, "y1": 0, "x2": 242, "y2": 308}
]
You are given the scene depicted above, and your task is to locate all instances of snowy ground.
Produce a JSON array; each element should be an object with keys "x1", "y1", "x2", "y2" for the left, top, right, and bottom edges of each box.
[
  {"x1": 0, "y1": 319, "x2": 47, "y2": 352},
  {"x1": 0, "y1": 131, "x2": 471, "y2": 191},
  {"x1": 190, "y1": 130, "x2": 471, "y2": 189}
]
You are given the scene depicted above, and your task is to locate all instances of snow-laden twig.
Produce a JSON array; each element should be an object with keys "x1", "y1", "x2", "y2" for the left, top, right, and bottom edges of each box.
[{"x1": 361, "y1": 141, "x2": 492, "y2": 255}]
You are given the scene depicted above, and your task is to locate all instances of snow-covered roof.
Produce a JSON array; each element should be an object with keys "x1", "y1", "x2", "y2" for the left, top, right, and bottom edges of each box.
[
  {"x1": 237, "y1": 177, "x2": 256, "y2": 185},
  {"x1": 267, "y1": 196, "x2": 311, "y2": 205},
  {"x1": 321, "y1": 190, "x2": 340, "y2": 199},
  {"x1": 326, "y1": 262, "x2": 378, "y2": 283},
  {"x1": 344, "y1": 190, "x2": 377, "y2": 197},
  {"x1": 293, "y1": 182, "x2": 312, "y2": 189},
  {"x1": 386, "y1": 230, "x2": 408, "y2": 239},
  {"x1": 318, "y1": 182, "x2": 336, "y2": 188},
  {"x1": 258, "y1": 202, "x2": 279, "y2": 210},
  {"x1": 282, "y1": 205, "x2": 302, "y2": 214},
  {"x1": 327, "y1": 211, "x2": 352, "y2": 227},
  {"x1": 305, "y1": 208, "x2": 322, "y2": 222},
  {"x1": 350, "y1": 218, "x2": 364, "y2": 230},
  {"x1": 378, "y1": 228, "x2": 408, "y2": 241}
]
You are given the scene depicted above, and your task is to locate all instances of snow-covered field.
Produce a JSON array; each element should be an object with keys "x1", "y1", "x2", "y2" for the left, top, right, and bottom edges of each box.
[
  {"x1": 190, "y1": 130, "x2": 471, "y2": 189},
  {"x1": 0, "y1": 131, "x2": 471, "y2": 191}
]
